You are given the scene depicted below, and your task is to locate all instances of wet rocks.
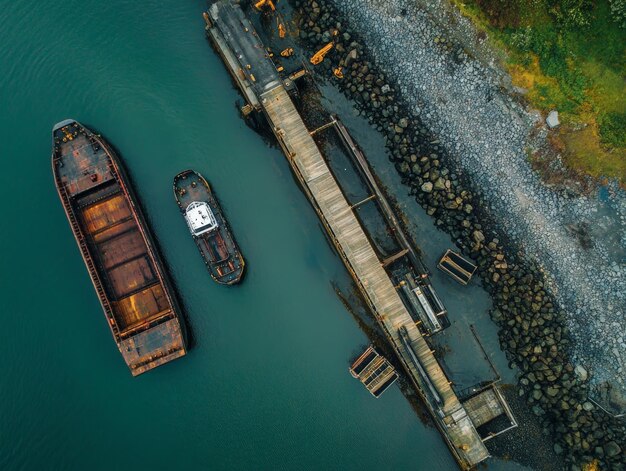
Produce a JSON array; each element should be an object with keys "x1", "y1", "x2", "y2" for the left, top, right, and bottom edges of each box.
[
  {"x1": 473, "y1": 229, "x2": 485, "y2": 244},
  {"x1": 575, "y1": 365, "x2": 588, "y2": 382},
  {"x1": 604, "y1": 441, "x2": 622, "y2": 458}
]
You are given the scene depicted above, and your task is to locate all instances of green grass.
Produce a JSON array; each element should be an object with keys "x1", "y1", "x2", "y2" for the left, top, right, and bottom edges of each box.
[{"x1": 453, "y1": 0, "x2": 626, "y2": 182}]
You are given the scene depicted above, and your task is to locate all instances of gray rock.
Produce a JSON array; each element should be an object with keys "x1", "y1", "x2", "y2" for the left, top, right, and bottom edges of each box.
[
  {"x1": 473, "y1": 230, "x2": 485, "y2": 243},
  {"x1": 421, "y1": 181, "x2": 433, "y2": 193},
  {"x1": 604, "y1": 441, "x2": 622, "y2": 458},
  {"x1": 547, "y1": 386, "x2": 560, "y2": 397},
  {"x1": 574, "y1": 364, "x2": 588, "y2": 381},
  {"x1": 433, "y1": 177, "x2": 446, "y2": 190},
  {"x1": 345, "y1": 49, "x2": 358, "y2": 67},
  {"x1": 546, "y1": 110, "x2": 560, "y2": 129}
]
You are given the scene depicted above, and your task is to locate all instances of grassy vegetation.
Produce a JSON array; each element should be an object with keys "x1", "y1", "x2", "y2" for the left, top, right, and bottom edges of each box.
[{"x1": 452, "y1": 0, "x2": 626, "y2": 183}]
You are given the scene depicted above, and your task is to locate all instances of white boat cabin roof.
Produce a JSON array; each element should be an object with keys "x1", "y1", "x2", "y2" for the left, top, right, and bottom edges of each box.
[{"x1": 185, "y1": 201, "x2": 218, "y2": 236}]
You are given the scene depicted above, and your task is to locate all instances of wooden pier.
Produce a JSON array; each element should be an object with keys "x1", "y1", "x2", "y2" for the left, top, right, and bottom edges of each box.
[
  {"x1": 329, "y1": 117, "x2": 447, "y2": 333},
  {"x1": 264, "y1": 83, "x2": 488, "y2": 468},
  {"x1": 206, "y1": 2, "x2": 492, "y2": 467}
]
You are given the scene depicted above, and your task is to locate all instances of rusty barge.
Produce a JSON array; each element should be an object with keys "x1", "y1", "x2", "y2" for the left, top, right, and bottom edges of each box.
[
  {"x1": 52, "y1": 119, "x2": 186, "y2": 376},
  {"x1": 174, "y1": 170, "x2": 245, "y2": 285}
]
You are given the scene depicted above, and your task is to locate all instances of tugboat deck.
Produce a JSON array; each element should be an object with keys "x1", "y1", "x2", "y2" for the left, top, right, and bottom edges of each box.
[{"x1": 174, "y1": 170, "x2": 244, "y2": 285}]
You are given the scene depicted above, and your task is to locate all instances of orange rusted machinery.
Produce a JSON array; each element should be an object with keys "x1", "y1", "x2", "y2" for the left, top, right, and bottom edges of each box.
[
  {"x1": 278, "y1": 21, "x2": 286, "y2": 38},
  {"x1": 310, "y1": 30, "x2": 338, "y2": 65},
  {"x1": 333, "y1": 66, "x2": 344, "y2": 79},
  {"x1": 310, "y1": 42, "x2": 333, "y2": 65},
  {"x1": 280, "y1": 47, "x2": 294, "y2": 57}
]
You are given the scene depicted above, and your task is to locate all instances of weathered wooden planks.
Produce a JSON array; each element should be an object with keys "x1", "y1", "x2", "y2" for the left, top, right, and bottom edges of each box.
[{"x1": 260, "y1": 85, "x2": 489, "y2": 468}]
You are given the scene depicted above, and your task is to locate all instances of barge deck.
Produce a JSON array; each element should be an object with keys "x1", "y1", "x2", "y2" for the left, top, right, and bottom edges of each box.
[{"x1": 52, "y1": 119, "x2": 186, "y2": 375}]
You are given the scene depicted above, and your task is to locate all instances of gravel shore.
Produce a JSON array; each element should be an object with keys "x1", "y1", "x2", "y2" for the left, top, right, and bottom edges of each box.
[
  {"x1": 329, "y1": 0, "x2": 626, "y2": 398},
  {"x1": 292, "y1": 0, "x2": 626, "y2": 467}
]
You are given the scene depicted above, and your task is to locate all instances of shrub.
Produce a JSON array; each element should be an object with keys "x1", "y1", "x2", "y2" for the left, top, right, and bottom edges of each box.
[
  {"x1": 609, "y1": 0, "x2": 626, "y2": 28},
  {"x1": 598, "y1": 112, "x2": 626, "y2": 148},
  {"x1": 548, "y1": 0, "x2": 594, "y2": 28},
  {"x1": 510, "y1": 26, "x2": 533, "y2": 50}
]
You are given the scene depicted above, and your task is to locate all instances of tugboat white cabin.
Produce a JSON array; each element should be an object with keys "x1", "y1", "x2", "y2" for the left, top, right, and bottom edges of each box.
[{"x1": 185, "y1": 201, "x2": 218, "y2": 236}]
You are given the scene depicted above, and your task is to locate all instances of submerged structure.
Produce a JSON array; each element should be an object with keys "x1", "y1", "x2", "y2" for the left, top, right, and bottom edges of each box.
[
  {"x1": 174, "y1": 170, "x2": 245, "y2": 285},
  {"x1": 438, "y1": 249, "x2": 477, "y2": 285},
  {"x1": 52, "y1": 119, "x2": 186, "y2": 376}
]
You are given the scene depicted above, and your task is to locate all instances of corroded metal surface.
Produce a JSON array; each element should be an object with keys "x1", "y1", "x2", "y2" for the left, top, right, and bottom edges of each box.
[
  {"x1": 52, "y1": 120, "x2": 186, "y2": 376},
  {"x1": 174, "y1": 170, "x2": 245, "y2": 285}
]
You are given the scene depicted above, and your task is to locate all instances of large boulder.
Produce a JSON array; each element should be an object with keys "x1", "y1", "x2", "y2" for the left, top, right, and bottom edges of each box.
[
  {"x1": 604, "y1": 441, "x2": 622, "y2": 458},
  {"x1": 546, "y1": 110, "x2": 560, "y2": 129},
  {"x1": 574, "y1": 364, "x2": 588, "y2": 381}
]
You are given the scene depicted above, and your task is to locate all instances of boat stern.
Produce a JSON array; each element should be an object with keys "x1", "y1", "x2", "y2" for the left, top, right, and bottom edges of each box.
[{"x1": 119, "y1": 318, "x2": 187, "y2": 376}]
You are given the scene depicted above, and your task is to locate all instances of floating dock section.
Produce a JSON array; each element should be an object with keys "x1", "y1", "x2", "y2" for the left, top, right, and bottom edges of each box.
[
  {"x1": 206, "y1": 2, "x2": 490, "y2": 467},
  {"x1": 350, "y1": 346, "x2": 398, "y2": 398},
  {"x1": 438, "y1": 249, "x2": 477, "y2": 285}
]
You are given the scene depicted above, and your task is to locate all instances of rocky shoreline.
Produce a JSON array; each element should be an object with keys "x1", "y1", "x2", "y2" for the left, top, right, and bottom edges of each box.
[{"x1": 291, "y1": 0, "x2": 625, "y2": 468}]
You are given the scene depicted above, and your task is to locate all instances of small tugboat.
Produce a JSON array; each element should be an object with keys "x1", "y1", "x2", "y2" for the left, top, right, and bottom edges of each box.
[{"x1": 174, "y1": 170, "x2": 245, "y2": 285}]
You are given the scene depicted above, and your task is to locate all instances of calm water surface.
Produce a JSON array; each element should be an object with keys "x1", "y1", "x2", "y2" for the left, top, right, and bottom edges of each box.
[{"x1": 0, "y1": 1, "x2": 521, "y2": 470}]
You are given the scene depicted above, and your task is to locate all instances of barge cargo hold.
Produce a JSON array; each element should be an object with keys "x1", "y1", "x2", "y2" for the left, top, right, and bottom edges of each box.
[
  {"x1": 173, "y1": 170, "x2": 244, "y2": 285},
  {"x1": 52, "y1": 119, "x2": 186, "y2": 376}
]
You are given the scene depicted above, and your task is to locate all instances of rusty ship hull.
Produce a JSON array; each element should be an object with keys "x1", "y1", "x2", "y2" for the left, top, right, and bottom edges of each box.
[
  {"x1": 173, "y1": 170, "x2": 244, "y2": 285},
  {"x1": 52, "y1": 119, "x2": 186, "y2": 376}
]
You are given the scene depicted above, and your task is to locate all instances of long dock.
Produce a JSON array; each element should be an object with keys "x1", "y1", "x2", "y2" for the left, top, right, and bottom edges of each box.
[{"x1": 205, "y1": 2, "x2": 490, "y2": 467}]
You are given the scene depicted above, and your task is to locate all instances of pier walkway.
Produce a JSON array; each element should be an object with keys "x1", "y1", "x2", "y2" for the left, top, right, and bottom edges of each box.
[
  {"x1": 261, "y1": 83, "x2": 488, "y2": 468},
  {"x1": 206, "y1": 1, "x2": 489, "y2": 467}
]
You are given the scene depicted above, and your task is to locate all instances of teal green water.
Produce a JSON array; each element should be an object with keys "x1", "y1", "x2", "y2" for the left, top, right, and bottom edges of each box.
[{"x1": 0, "y1": 1, "x2": 462, "y2": 469}]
